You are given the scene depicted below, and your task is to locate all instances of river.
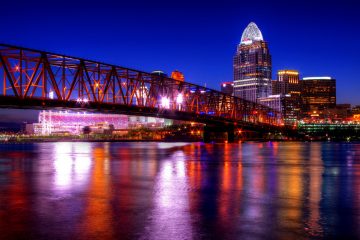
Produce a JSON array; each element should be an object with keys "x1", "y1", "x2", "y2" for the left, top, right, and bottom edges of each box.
[{"x1": 0, "y1": 142, "x2": 359, "y2": 239}]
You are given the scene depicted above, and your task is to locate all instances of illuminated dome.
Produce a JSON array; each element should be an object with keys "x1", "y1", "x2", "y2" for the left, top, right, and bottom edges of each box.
[{"x1": 240, "y1": 22, "x2": 264, "y2": 45}]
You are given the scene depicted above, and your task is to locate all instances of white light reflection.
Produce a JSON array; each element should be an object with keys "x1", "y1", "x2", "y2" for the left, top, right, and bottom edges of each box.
[
  {"x1": 53, "y1": 142, "x2": 92, "y2": 191},
  {"x1": 73, "y1": 143, "x2": 92, "y2": 175},
  {"x1": 142, "y1": 150, "x2": 194, "y2": 239},
  {"x1": 54, "y1": 142, "x2": 73, "y2": 188},
  {"x1": 157, "y1": 142, "x2": 190, "y2": 149}
]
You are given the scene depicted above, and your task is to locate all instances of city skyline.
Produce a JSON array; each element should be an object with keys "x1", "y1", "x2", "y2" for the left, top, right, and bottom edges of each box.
[
  {"x1": 0, "y1": 0, "x2": 359, "y2": 123},
  {"x1": 1, "y1": 0, "x2": 360, "y2": 104}
]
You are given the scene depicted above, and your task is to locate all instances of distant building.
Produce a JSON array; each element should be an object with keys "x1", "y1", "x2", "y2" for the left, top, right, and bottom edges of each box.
[
  {"x1": 28, "y1": 111, "x2": 172, "y2": 135},
  {"x1": 151, "y1": 70, "x2": 168, "y2": 78},
  {"x1": 352, "y1": 105, "x2": 360, "y2": 114},
  {"x1": 258, "y1": 95, "x2": 283, "y2": 113},
  {"x1": 128, "y1": 116, "x2": 172, "y2": 129},
  {"x1": 272, "y1": 70, "x2": 302, "y2": 124},
  {"x1": 272, "y1": 70, "x2": 301, "y2": 96},
  {"x1": 258, "y1": 94, "x2": 299, "y2": 126},
  {"x1": 220, "y1": 82, "x2": 234, "y2": 95},
  {"x1": 31, "y1": 111, "x2": 128, "y2": 135},
  {"x1": 301, "y1": 77, "x2": 336, "y2": 118},
  {"x1": 171, "y1": 70, "x2": 185, "y2": 82},
  {"x1": 326, "y1": 104, "x2": 352, "y2": 121},
  {"x1": 233, "y1": 22, "x2": 272, "y2": 102}
]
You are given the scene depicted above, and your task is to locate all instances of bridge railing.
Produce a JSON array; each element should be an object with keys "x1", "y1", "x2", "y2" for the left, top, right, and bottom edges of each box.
[{"x1": 0, "y1": 44, "x2": 282, "y2": 126}]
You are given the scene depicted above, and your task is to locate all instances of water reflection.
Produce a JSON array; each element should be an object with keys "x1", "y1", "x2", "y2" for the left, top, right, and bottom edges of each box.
[
  {"x1": 77, "y1": 144, "x2": 114, "y2": 239},
  {"x1": 0, "y1": 142, "x2": 360, "y2": 239},
  {"x1": 142, "y1": 150, "x2": 194, "y2": 239},
  {"x1": 52, "y1": 142, "x2": 93, "y2": 190}
]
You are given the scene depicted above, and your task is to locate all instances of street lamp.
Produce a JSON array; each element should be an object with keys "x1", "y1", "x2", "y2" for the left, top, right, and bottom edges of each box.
[
  {"x1": 176, "y1": 93, "x2": 183, "y2": 104},
  {"x1": 161, "y1": 96, "x2": 170, "y2": 109},
  {"x1": 176, "y1": 93, "x2": 183, "y2": 110},
  {"x1": 49, "y1": 91, "x2": 54, "y2": 99}
]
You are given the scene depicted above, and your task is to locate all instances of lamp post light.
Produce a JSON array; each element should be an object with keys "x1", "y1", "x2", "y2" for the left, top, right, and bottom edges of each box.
[
  {"x1": 176, "y1": 93, "x2": 183, "y2": 110},
  {"x1": 49, "y1": 91, "x2": 54, "y2": 99},
  {"x1": 161, "y1": 96, "x2": 170, "y2": 109}
]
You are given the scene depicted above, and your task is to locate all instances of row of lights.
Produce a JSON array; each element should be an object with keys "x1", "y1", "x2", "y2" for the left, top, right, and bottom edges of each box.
[
  {"x1": 49, "y1": 90, "x2": 88, "y2": 104},
  {"x1": 161, "y1": 93, "x2": 183, "y2": 109}
]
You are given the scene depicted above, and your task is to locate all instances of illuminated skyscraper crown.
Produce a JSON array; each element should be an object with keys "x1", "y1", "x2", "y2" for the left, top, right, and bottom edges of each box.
[{"x1": 240, "y1": 22, "x2": 264, "y2": 45}]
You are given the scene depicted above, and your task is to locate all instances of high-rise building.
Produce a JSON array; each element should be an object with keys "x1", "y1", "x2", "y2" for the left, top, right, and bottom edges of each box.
[
  {"x1": 272, "y1": 70, "x2": 301, "y2": 95},
  {"x1": 220, "y1": 82, "x2": 234, "y2": 95},
  {"x1": 233, "y1": 22, "x2": 272, "y2": 102},
  {"x1": 258, "y1": 94, "x2": 297, "y2": 125},
  {"x1": 272, "y1": 70, "x2": 302, "y2": 125},
  {"x1": 301, "y1": 77, "x2": 336, "y2": 118}
]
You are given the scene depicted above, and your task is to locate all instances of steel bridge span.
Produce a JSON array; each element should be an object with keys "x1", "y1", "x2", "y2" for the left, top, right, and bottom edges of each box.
[{"x1": 0, "y1": 44, "x2": 286, "y2": 140}]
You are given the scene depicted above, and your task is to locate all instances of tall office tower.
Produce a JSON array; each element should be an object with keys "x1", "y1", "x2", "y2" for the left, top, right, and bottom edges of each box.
[
  {"x1": 301, "y1": 77, "x2": 336, "y2": 118},
  {"x1": 272, "y1": 70, "x2": 302, "y2": 124},
  {"x1": 233, "y1": 22, "x2": 272, "y2": 102},
  {"x1": 272, "y1": 70, "x2": 301, "y2": 95}
]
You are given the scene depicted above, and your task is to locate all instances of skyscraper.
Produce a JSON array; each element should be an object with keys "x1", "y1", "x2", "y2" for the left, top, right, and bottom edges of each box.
[
  {"x1": 233, "y1": 22, "x2": 272, "y2": 103},
  {"x1": 301, "y1": 77, "x2": 336, "y2": 118},
  {"x1": 272, "y1": 70, "x2": 302, "y2": 125},
  {"x1": 272, "y1": 70, "x2": 301, "y2": 96}
]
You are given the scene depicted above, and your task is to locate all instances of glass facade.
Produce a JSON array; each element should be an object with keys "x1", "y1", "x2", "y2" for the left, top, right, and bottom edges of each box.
[{"x1": 301, "y1": 77, "x2": 336, "y2": 118}]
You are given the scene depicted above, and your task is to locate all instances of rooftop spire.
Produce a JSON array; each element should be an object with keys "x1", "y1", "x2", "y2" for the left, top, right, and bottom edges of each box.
[{"x1": 240, "y1": 22, "x2": 264, "y2": 45}]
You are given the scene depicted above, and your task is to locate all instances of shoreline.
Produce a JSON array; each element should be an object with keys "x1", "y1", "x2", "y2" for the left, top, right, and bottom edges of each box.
[{"x1": 0, "y1": 139, "x2": 358, "y2": 143}]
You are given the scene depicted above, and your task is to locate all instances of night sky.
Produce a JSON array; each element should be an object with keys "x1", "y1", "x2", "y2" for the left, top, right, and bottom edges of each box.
[{"x1": 0, "y1": 0, "x2": 359, "y2": 122}]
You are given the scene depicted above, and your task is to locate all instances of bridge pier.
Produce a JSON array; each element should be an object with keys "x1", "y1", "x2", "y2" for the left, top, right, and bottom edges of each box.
[{"x1": 203, "y1": 124, "x2": 235, "y2": 143}]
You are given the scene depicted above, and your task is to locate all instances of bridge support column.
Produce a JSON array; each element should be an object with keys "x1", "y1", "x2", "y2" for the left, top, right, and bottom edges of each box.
[
  {"x1": 203, "y1": 124, "x2": 235, "y2": 143},
  {"x1": 227, "y1": 126, "x2": 235, "y2": 142}
]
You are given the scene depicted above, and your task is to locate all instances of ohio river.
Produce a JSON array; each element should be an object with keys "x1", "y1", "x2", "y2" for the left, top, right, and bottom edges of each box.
[{"x1": 0, "y1": 142, "x2": 360, "y2": 239}]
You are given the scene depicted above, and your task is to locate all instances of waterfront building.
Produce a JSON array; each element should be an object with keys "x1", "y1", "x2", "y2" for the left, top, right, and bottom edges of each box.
[
  {"x1": 27, "y1": 111, "x2": 172, "y2": 135},
  {"x1": 29, "y1": 111, "x2": 128, "y2": 135},
  {"x1": 258, "y1": 94, "x2": 300, "y2": 126},
  {"x1": 220, "y1": 82, "x2": 234, "y2": 95},
  {"x1": 352, "y1": 105, "x2": 360, "y2": 114},
  {"x1": 128, "y1": 116, "x2": 173, "y2": 129},
  {"x1": 233, "y1": 22, "x2": 272, "y2": 103},
  {"x1": 326, "y1": 104, "x2": 352, "y2": 121},
  {"x1": 301, "y1": 77, "x2": 336, "y2": 118}
]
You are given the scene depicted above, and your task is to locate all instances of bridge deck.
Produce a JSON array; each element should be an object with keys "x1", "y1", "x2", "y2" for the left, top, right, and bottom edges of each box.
[{"x1": 0, "y1": 43, "x2": 283, "y2": 132}]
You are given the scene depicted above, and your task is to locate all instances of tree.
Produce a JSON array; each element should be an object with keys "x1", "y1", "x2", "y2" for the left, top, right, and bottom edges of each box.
[{"x1": 83, "y1": 126, "x2": 91, "y2": 135}]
